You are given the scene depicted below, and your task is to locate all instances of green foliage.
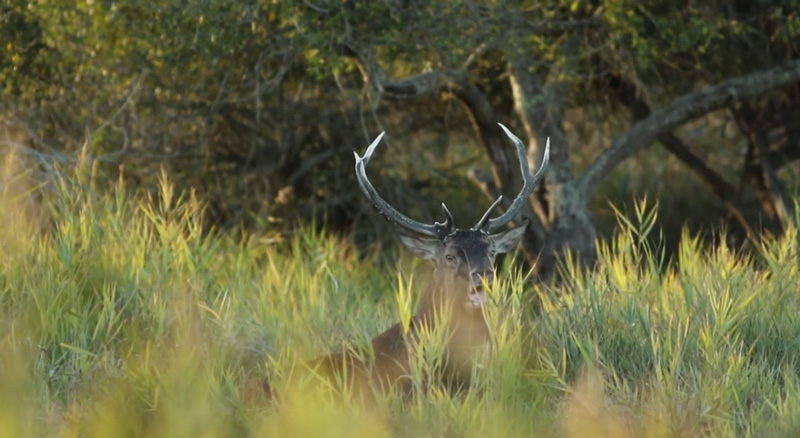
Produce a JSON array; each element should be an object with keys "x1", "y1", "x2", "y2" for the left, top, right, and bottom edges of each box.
[
  {"x1": 1, "y1": 163, "x2": 800, "y2": 436},
  {"x1": 2, "y1": 0, "x2": 798, "y2": 240},
  {"x1": 601, "y1": 0, "x2": 799, "y2": 87}
]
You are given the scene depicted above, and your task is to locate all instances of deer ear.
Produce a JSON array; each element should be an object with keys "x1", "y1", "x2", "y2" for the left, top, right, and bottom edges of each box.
[
  {"x1": 398, "y1": 234, "x2": 441, "y2": 260},
  {"x1": 490, "y1": 222, "x2": 527, "y2": 254}
]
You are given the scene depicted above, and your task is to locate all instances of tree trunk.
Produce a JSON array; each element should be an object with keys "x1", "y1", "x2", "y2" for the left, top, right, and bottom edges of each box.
[
  {"x1": 445, "y1": 76, "x2": 548, "y2": 263},
  {"x1": 507, "y1": 56, "x2": 596, "y2": 281}
]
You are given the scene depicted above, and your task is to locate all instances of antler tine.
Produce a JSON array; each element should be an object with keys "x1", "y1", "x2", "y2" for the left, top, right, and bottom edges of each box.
[
  {"x1": 354, "y1": 133, "x2": 454, "y2": 239},
  {"x1": 440, "y1": 203, "x2": 454, "y2": 227},
  {"x1": 477, "y1": 123, "x2": 550, "y2": 233},
  {"x1": 472, "y1": 195, "x2": 504, "y2": 231}
]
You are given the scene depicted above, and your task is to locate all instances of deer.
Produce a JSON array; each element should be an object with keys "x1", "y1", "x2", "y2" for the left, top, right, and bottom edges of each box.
[{"x1": 264, "y1": 123, "x2": 549, "y2": 404}]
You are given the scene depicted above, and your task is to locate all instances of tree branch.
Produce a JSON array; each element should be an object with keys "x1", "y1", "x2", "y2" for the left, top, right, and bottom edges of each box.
[
  {"x1": 744, "y1": 145, "x2": 800, "y2": 176},
  {"x1": 732, "y1": 102, "x2": 794, "y2": 231},
  {"x1": 342, "y1": 43, "x2": 448, "y2": 100},
  {"x1": 579, "y1": 58, "x2": 800, "y2": 198},
  {"x1": 612, "y1": 80, "x2": 757, "y2": 238},
  {"x1": 659, "y1": 132, "x2": 756, "y2": 238}
]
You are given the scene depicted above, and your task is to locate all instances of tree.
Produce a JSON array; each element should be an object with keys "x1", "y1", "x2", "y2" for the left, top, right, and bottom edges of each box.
[
  {"x1": 3, "y1": 0, "x2": 800, "y2": 280},
  {"x1": 293, "y1": 0, "x2": 800, "y2": 279}
]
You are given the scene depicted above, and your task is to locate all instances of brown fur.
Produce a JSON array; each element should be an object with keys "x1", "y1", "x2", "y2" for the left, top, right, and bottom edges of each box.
[{"x1": 300, "y1": 270, "x2": 493, "y2": 402}]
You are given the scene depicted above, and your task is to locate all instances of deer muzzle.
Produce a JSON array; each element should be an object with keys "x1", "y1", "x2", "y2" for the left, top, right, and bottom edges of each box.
[{"x1": 468, "y1": 271, "x2": 493, "y2": 307}]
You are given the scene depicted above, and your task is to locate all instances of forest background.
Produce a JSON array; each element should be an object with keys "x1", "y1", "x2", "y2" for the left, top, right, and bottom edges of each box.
[
  {"x1": 4, "y1": 0, "x2": 800, "y2": 275},
  {"x1": 3, "y1": 1, "x2": 800, "y2": 437}
]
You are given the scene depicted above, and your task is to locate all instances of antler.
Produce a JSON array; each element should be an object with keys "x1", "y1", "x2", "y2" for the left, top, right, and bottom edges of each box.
[
  {"x1": 354, "y1": 132, "x2": 454, "y2": 240},
  {"x1": 473, "y1": 123, "x2": 550, "y2": 233}
]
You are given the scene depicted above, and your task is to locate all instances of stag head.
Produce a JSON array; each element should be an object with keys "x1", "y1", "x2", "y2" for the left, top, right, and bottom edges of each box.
[{"x1": 354, "y1": 123, "x2": 549, "y2": 309}]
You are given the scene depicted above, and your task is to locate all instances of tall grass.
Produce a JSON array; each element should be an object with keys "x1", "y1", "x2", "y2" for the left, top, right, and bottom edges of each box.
[{"x1": 1, "y1": 161, "x2": 800, "y2": 437}]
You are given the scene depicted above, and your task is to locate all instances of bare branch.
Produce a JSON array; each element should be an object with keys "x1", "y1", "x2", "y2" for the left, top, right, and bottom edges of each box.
[
  {"x1": 288, "y1": 148, "x2": 336, "y2": 184},
  {"x1": 579, "y1": 58, "x2": 800, "y2": 198},
  {"x1": 302, "y1": 0, "x2": 329, "y2": 14},
  {"x1": 342, "y1": 43, "x2": 448, "y2": 100},
  {"x1": 467, "y1": 168, "x2": 503, "y2": 201},
  {"x1": 612, "y1": 80, "x2": 757, "y2": 238},
  {"x1": 745, "y1": 145, "x2": 800, "y2": 176},
  {"x1": 521, "y1": 17, "x2": 601, "y2": 33},
  {"x1": 732, "y1": 103, "x2": 794, "y2": 231},
  {"x1": 659, "y1": 132, "x2": 756, "y2": 238},
  {"x1": 462, "y1": 41, "x2": 490, "y2": 70},
  {"x1": 92, "y1": 70, "x2": 146, "y2": 138}
]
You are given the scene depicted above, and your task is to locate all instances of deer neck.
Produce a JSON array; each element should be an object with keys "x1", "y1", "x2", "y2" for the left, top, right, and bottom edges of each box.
[
  {"x1": 415, "y1": 270, "x2": 486, "y2": 327},
  {"x1": 411, "y1": 271, "x2": 491, "y2": 372}
]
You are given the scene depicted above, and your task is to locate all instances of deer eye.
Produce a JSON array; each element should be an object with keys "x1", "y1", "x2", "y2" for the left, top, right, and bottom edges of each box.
[{"x1": 445, "y1": 254, "x2": 456, "y2": 262}]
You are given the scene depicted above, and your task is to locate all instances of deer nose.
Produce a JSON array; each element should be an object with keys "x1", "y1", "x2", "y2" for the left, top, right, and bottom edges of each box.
[{"x1": 472, "y1": 271, "x2": 493, "y2": 287}]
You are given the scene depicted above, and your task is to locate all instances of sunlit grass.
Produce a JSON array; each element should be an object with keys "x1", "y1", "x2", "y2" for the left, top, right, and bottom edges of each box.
[{"x1": 2, "y1": 163, "x2": 800, "y2": 437}]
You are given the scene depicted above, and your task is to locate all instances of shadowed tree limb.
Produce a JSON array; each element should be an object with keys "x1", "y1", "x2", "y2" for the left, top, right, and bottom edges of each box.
[
  {"x1": 732, "y1": 102, "x2": 794, "y2": 232},
  {"x1": 657, "y1": 132, "x2": 757, "y2": 239},
  {"x1": 612, "y1": 80, "x2": 758, "y2": 239},
  {"x1": 744, "y1": 146, "x2": 800, "y2": 177},
  {"x1": 579, "y1": 59, "x2": 800, "y2": 199}
]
